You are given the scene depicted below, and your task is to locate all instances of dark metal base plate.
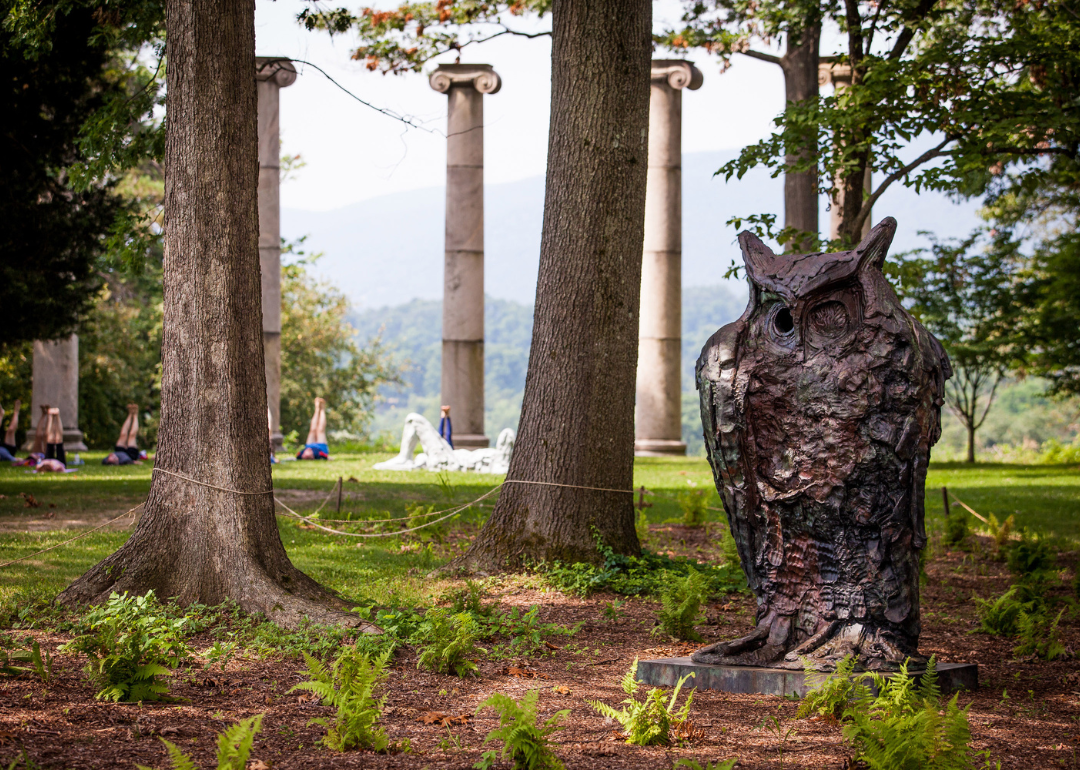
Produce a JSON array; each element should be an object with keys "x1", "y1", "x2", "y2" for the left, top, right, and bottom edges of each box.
[{"x1": 636, "y1": 656, "x2": 979, "y2": 696}]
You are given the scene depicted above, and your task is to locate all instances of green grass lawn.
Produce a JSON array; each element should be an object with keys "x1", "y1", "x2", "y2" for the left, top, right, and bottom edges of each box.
[{"x1": 1, "y1": 451, "x2": 1077, "y2": 615}]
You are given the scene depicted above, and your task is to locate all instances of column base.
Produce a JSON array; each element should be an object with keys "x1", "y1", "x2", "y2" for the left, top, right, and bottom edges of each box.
[
  {"x1": 634, "y1": 439, "x2": 687, "y2": 457},
  {"x1": 22, "y1": 429, "x2": 88, "y2": 453},
  {"x1": 453, "y1": 433, "x2": 490, "y2": 450}
]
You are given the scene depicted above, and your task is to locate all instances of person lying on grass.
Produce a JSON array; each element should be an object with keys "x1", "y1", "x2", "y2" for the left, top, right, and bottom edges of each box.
[
  {"x1": 103, "y1": 404, "x2": 145, "y2": 466},
  {"x1": 34, "y1": 408, "x2": 74, "y2": 472},
  {"x1": 296, "y1": 397, "x2": 330, "y2": 460},
  {"x1": 0, "y1": 400, "x2": 21, "y2": 462}
]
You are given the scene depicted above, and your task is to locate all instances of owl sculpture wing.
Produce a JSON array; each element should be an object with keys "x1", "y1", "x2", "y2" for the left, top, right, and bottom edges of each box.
[{"x1": 693, "y1": 218, "x2": 951, "y2": 672}]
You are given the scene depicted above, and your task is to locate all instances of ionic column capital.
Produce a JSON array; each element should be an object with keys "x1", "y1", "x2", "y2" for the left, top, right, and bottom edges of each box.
[
  {"x1": 256, "y1": 57, "x2": 297, "y2": 88},
  {"x1": 818, "y1": 61, "x2": 853, "y2": 88},
  {"x1": 651, "y1": 60, "x2": 703, "y2": 91},
  {"x1": 429, "y1": 64, "x2": 502, "y2": 94}
]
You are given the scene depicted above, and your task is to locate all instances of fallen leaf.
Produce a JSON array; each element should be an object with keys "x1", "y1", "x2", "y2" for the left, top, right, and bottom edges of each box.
[
  {"x1": 543, "y1": 641, "x2": 562, "y2": 651},
  {"x1": 419, "y1": 711, "x2": 470, "y2": 726},
  {"x1": 247, "y1": 761, "x2": 272, "y2": 770},
  {"x1": 297, "y1": 692, "x2": 321, "y2": 705},
  {"x1": 552, "y1": 685, "x2": 571, "y2": 695},
  {"x1": 504, "y1": 666, "x2": 538, "y2": 678},
  {"x1": 573, "y1": 741, "x2": 616, "y2": 756},
  {"x1": 21, "y1": 493, "x2": 40, "y2": 508}
]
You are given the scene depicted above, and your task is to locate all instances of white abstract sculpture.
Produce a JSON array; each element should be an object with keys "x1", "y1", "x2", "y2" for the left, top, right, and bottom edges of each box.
[{"x1": 373, "y1": 413, "x2": 514, "y2": 474}]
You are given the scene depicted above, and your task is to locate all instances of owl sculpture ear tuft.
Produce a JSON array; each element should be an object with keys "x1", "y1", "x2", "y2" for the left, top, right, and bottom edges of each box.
[
  {"x1": 738, "y1": 230, "x2": 780, "y2": 282},
  {"x1": 855, "y1": 217, "x2": 898, "y2": 272}
]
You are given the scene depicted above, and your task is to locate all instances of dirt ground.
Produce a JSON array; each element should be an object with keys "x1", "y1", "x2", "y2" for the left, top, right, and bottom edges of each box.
[{"x1": 3, "y1": 526, "x2": 1079, "y2": 770}]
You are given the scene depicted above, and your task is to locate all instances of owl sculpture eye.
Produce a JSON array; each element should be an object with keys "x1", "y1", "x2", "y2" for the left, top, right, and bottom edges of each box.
[{"x1": 807, "y1": 301, "x2": 849, "y2": 338}]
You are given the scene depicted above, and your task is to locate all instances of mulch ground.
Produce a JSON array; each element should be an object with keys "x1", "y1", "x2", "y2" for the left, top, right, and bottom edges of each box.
[{"x1": 3, "y1": 526, "x2": 1080, "y2": 769}]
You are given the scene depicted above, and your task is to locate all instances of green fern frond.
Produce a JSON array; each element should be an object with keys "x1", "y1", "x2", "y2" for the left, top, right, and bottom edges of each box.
[{"x1": 216, "y1": 714, "x2": 263, "y2": 769}]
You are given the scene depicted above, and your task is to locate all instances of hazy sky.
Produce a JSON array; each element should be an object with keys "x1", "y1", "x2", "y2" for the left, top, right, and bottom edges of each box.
[{"x1": 254, "y1": 1, "x2": 789, "y2": 212}]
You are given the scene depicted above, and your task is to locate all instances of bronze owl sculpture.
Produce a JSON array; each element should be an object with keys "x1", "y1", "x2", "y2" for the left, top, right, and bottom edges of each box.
[{"x1": 692, "y1": 217, "x2": 951, "y2": 672}]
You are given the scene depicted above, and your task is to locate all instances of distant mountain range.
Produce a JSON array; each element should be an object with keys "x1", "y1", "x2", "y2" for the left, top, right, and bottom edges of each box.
[{"x1": 284, "y1": 149, "x2": 983, "y2": 309}]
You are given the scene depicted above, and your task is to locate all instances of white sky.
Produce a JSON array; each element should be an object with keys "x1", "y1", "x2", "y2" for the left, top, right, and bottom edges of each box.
[{"x1": 254, "y1": 0, "x2": 789, "y2": 212}]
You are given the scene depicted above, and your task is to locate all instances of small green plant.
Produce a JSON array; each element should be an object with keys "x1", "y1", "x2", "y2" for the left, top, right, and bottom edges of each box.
[
  {"x1": 0, "y1": 637, "x2": 53, "y2": 683},
  {"x1": 943, "y1": 507, "x2": 969, "y2": 547},
  {"x1": 673, "y1": 760, "x2": 738, "y2": 770},
  {"x1": 289, "y1": 646, "x2": 391, "y2": 751},
  {"x1": 137, "y1": 713, "x2": 263, "y2": 770},
  {"x1": 588, "y1": 660, "x2": 695, "y2": 746},
  {"x1": 983, "y1": 513, "x2": 1014, "y2": 555},
  {"x1": 1006, "y1": 532, "x2": 1055, "y2": 580},
  {"x1": 61, "y1": 591, "x2": 191, "y2": 702},
  {"x1": 450, "y1": 580, "x2": 494, "y2": 616},
  {"x1": 720, "y1": 524, "x2": 741, "y2": 568},
  {"x1": 803, "y1": 656, "x2": 980, "y2": 770},
  {"x1": 759, "y1": 712, "x2": 797, "y2": 769},
  {"x1": 653, "y1": 568, "x2": 708, "y2": 641},
  {"x1": 1013, "y1": 608, "x2": 1069, "y2": 661},
  {"x1": 797, "y1": 655, "x2": 862, "y2": 719},
  {"x1": 602, "y1": 599, "x2": 626, "y2": 622},
  {"x1": 474, "y1": 689, "x2": 568, "y2": 770},
  {"x1": 677, "y1": 489, "x2": 709, "y2": 527},
  {"x1": 971, "y1": 586, "x2": 1032, "y2": 636},
  {"x1": 491, "y1": 605, "x2": 580, "y2": 658},
  {"x1": 202, "y1": 639, "x2": 238, "y2": 672},
  {"x1": 416, "y1": 609, "x2": 482, "y2": 677}
]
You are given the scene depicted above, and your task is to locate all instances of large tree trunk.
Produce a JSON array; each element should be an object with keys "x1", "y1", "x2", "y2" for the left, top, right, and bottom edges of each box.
[
  {"x1": 58, "y1": 0, "x2": 371, "y2": 631},
  {"x1": 780, "y1": 21, "x2": 821, "y2": 252},
  {"x1": 456, "y1": 0, "x2": 652, "y2": 570}
]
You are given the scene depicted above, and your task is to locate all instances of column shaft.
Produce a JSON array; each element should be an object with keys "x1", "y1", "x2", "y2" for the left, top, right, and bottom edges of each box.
[
  {"x1": 442, "y1": 81, "x2": 487, "y2": 447},
  {"x1": 29, "y1": 334, "x2": 86, "y2": 450},
  {"x1": 636, "y1": 62, "x2": 699, "y2": 457}
]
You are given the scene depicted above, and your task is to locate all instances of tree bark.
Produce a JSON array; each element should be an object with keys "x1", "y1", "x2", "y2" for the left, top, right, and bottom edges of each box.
[
  {"x1": 456, "y1": 0, "x2": 652, "y2": 570},
  {"x1": 779, "y1": 21, "x2": 821, "y2": 252},
  {"x1": 966, "y1": 424, "x2": 976, "y2": 463},
  {"x1": 57, "y1": 0, "x2": 372, "y2": 632}
]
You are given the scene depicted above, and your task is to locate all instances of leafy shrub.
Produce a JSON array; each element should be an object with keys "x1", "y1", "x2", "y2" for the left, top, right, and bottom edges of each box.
[
  {"x1": 802, "y1": 656, "x2": 980, "y2": 770},
  {"x1": 1006, "y1": 533, "x2": 1055, "y2": 580},
  {"x1": 943, "y1": 508, "x2": 969, "y2": 547},
  {"x1": 474, "y1": 689, "x2": 568, "y2": 770},
  {"x1": 797, "y1": 655, "x2": 862, "y2": 719},
  {"x1": 137, "y1": 713, "x2": 263, "y2": 770},
  {"x1": 971, "y1": 586, "x2": 1033, "y2": 636},
  {"x1": 415, "y1": 609, "x2": 482, "y2": 677},
  {"x1": 673, "y1": 760, "x2": 737, "y2": 770},
  {"x1": 450, "y1": 580, "x2": 494, "y2": 617},
  {"x1": 489, "y1": 605, "x2": 580, "y2": 658},
  {"x1": 62, "y1": 591, "x2": 190, "y2": 702},
  {"x1": 588, "y1": 660, "x2": 696, "y2": 746},
  {"x1": 677, "y1": 489, "x2": 709, "y2": 527},
  {"x1": 1014, "y1": 608, "x2": 1069, "y2": 661},
  {"x1": 653, "y1": 568, "x2": 708, "y2": 641},
  {"x1": 289, "y1": 647, "x2": 391, "y2": 751}
]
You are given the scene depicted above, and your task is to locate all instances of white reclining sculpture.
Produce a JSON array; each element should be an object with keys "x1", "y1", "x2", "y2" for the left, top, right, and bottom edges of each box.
[{"x1": 373, "y1": 412, "x2": 514, "y2": 474}]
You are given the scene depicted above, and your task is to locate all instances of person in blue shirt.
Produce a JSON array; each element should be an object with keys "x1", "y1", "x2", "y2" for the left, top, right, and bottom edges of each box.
[
  {"x1": 297, "y1": 397, "x2": 330, "y2": 460},
  {"x1": 438, "y1": 404, "x2": 453, "y2": 449}
]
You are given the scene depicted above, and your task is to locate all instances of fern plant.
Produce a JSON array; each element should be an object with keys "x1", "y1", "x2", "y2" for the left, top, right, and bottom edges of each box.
[
  {"x1": 416, "y1": 608, "x2": 482, "y2": 677},
  {"x1": 588, "y1": 660, "x2": 696, "y2": 746},
  {"x1": 474, "y1": 689, "x2": 568, "y2": 770},
  {"x1": 720, "y1": 524, "x2": 741, "y2": 568},
  {"x1": 289, "y1": 646, "x2": 391, "y2": 751},
  {"x1": 984, "y1": 513, "x2": 1014, "y2": 555},
  {"x1": 796, "y1": 655, "x2": 866, "y2": 720},
  {"x1": 0, "y1": 638, "x2": 53, "y2": 683},
  {"x1": 1013, "y1": 608, "x2": 1069, "y2": 661},
  {"x1": 677, "y1": 489, "x2": 709, "y2": 527},
  {"x1": 653, "y1": 568, "x2": 708, "y2": 641},
  {"x1": 137, "y1": 713, "x2": 263, "y2": 770},
  {"x1": 61, "y1": 591, "x2": 191, "y2": 702},
  {"x1": 673, "y1": 760, "x2": 738, "y2": 770},
  {"x1": 840, "y1": 658, "x2": 976, "y2": 770},
  {"x1": 971, "y1": 586, "x2": 1033, "y2": 636}
]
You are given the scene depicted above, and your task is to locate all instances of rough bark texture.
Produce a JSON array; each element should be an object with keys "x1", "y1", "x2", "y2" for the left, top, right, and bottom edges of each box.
[
  {"x1": 780, "y1": 22, "x2": 821, "y2": 252},
  {"x1": 456, "y1": 0, "x2": 652, "y2": 570},
  {"x1": 57, "y1": 0, "x2": 371, "y2": 632},
  {"x1": 691, "y1": 217, "x2": 951, "y2": 671}
]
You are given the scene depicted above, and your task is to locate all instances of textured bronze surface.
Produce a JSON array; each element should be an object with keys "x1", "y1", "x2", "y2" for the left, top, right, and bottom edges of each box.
[
  {"x1": 637, "y1": 657, "x2": 978, "y2": 696},
  {"x1": 693, "y1": 217, "x2": 951, "y2": 671}
]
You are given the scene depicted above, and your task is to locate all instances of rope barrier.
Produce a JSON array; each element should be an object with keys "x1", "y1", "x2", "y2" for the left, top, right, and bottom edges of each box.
[
  {"x1": 503, "y1": 479, "x2": 635, "y2": 495},
  {"x1": 152, "y1": 467, "x2": 273, "y2": 496},
  {"x1": 0, "y1": 503, "x2": 143, "y2": 570}
]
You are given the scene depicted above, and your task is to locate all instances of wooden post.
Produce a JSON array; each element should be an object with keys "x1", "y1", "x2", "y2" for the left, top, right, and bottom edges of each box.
[
  {"x1": 942, "y1": 486, "x2": 950, "y2": 518},
  {"x1": 336, "y1": 476, "x2": 343, "y2": 516}
]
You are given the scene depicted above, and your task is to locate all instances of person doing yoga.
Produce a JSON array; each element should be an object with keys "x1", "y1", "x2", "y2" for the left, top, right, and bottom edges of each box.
[
  {"x1": 296, "y1": 397, "x2": 330, "y2": 460},
  {"x1": 31, "y1": 404, "x2": 50, "y2": 455},
  {"x1": 0, "y1": 400, "x2": 21, "y2": 462},
  {"x1": 38, "y1": 407, "x2": 67, "y2": 466},
  {"x1": 103, "y1": 405, "x2": 143, "y2": 465}
]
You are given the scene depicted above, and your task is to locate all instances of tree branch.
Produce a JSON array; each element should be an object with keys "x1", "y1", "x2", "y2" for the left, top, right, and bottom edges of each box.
[
  {"x1": 865, "y1": 0, "x2": 889, "y2": 54},
  {"x1": 739, "y1": 49, "x2": 782, "y2": 65},
  {"x1": 888, "y1": 0, "x2": 938, "y2": 60},
  {"x1": 853, "y1": 137, "x2": 953, "y2": 235}
]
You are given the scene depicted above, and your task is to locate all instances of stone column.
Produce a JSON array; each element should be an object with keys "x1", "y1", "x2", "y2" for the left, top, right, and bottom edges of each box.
[
  {"x1": 819, "y1": 62, "x2": 872, "y2": 241},
  {"x1": 256, "y1": 57, "x2": 297, "y2": 449},
  {"x1": 430, "y1": 64, "x2": 501, "y2": 449},
  {"x1": 635, "y1": 60, "x2": 702, "y2": 457},
  {"x1": 29, "y1": 335, "x2": 86, "y2": 450}
]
